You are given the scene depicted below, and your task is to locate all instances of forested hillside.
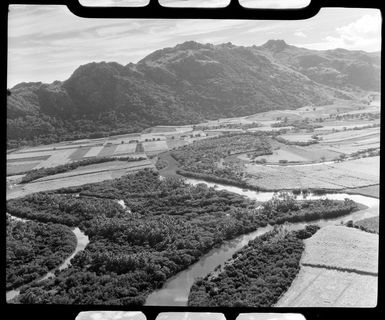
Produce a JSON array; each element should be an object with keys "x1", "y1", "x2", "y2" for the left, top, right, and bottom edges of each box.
[{"x1": 7, "y1": 40, "x2": 380, "y2": 147}]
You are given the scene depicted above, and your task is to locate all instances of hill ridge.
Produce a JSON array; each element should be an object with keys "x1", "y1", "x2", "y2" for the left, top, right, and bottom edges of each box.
[{"x1": 7, "y1": 40, "x2": 380, "y2": 147}]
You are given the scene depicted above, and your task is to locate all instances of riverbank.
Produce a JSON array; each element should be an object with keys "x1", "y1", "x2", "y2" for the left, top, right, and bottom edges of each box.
[
  {"x1": 145, "y1": 177, "x2": 379, "y2": 306},
  {"x1": 158, "y1": 151, "x2": 380, "y2": 199},
  {"x1": 6, "y1": 161, "x2": 379, "y2": 306}
]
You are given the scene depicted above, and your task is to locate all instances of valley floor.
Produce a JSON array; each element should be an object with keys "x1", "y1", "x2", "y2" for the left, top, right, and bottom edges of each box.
[{"x1": 5, "y1": 98, "x2": 381, "y2": 307}]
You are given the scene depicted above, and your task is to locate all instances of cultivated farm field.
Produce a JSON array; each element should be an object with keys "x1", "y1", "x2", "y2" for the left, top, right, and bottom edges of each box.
[
  {"x1": 113, "y1": 143, "x2": 137, "y2": 155},
  {"x1": 301, "y1": 226, "x2": 378, "y2": 273},
  {"x1": 321, "y1": 127, "x2": 380, "y2": 143},
  {"x1": 279, "y1": 133, "x2": 316, "y2": 143},
  {"x1": 68, "y1": 147, "x2": 93, "y2": 160},
  {"x1": 6, "y1": 159, "x2": 155, "y2": 200},
  {"x1": 82, "y1": 146, "x2": 104, "y2": 158},
  {"x1": 142, "y1": 141, "x2": 169, "y2": 154},
  {"x1": 276, "y1": 266, "x2": 377, "y2": 307},
  {"x1": 245, "y1": 142, "x2": 341, "y2": 164},
  {"x1": 277, "y1": 226, "x2": 378, "y2": 307},
  {"x1": 245, "y1": 156, "x2": 379, "y2": 190},
  {"x1": 7, "y1": 161, "x2": 40, "y2": 175}
]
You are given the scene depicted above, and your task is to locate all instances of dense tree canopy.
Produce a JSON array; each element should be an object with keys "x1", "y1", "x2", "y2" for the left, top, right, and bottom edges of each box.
[
  {"x1": 7, "y1": 170, "x2": 358, "y2": 305},
  {"x1": 171, "y1": 133, "x2": 272, "y2": 184},
  {"x1": 6, "y1": 217, "x2": 77, "y2": 290},
  {"x1": 188, "y1": 225, "x2": 320, "y2": 307}
]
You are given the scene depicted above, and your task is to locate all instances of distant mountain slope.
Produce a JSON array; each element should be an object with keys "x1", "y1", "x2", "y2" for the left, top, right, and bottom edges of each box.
[{"x1": 7, "y1": 40, "x2": 380, "y2": 147}]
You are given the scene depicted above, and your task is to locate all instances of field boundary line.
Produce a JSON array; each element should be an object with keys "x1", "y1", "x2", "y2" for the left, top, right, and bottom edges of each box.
[{"x1": 301, "y1": 263, "x2": 378, "y2": 276}]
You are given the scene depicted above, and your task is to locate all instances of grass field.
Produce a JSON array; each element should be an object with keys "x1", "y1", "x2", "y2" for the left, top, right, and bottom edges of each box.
[
  {"x1": 277, "y1": 266, "x2": 377, "y2": 307},
  {"x1": 302, "y1": 226, "x2": 378, "y2": 274},
  {"x1": 245, "y1": 110, "x2": 303, "y2": 122},
  {"x1": 7, "y1": 154, "x2": 51, "y2": 162},
  {"x1": 279, "y1": 133, "x2": 316, "y2": 142},
  {"x1": 143, "y1": 141, "x2": 169, "y2": 152},
  {"x1": 344, "y1": 185, "x2": 379, "y2": 198},
  {"x1": 68, "y1": 147, "x2": 92, "y2": 161},
  {"x1": 6, "y1": 160, "x2": 154, "y2": 200},
  {"x1": 321, "y1": 127, "x2": 380, "y2": 143},
  {"x1": 315, "y1": 122, "x2": 379, "y2": 132},
  {"x1": 82, "y1": 146, "x2": 104, "y2": 158},
  {"x1": 34, "y1": 160, "x2": 152, "y2": 182},
  {"x1": 245, "y1": 142, "x2": 340, "y2": 163},
  {"x1": 7, "y1": 161, "x2": 40, "y2": 175},
  {"x1": 245, "y1": 156, "x2": 379, "y2": 190},
  {"x1": 34, "y1": 149, "x2": 77, "y2": 169},
  {"x1": 96, "y1": 144, "x2": 118, "y2": 157},
  {"x1": 113, "y1": 143, "x2": 137, "y2": 155},
  {"x1": 277, "y1": 226, "x2": 378, "y2": 307},
  {"x1": 149, "y1": 126, "x2": 177, "y2": 133},
  {"x1": 247, "y1": 126, "x2": 293, "y2": 132}
]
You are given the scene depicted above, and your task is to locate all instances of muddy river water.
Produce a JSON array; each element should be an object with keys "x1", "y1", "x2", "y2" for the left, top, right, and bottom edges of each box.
[
  {"x1": 6, "y1": 178, "x2": 378, "y2": 305},
  {"x1": 145, "y1": 178, "x2": 379, "y2": 306}
]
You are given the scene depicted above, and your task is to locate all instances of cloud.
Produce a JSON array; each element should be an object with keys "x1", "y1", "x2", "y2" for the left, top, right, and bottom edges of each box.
[
  {"x1": 7, "y1": 5, "x2": 381, "y2": 87},
  {"x1": 294, "y1": 31, "x2": 307, "y2": 38},
  {"x1": 303, "y1": 12, "x2": 381, "y2": 51},
  {"x1": 328, "y1": 14, "x2": 381, "y2": 46}
]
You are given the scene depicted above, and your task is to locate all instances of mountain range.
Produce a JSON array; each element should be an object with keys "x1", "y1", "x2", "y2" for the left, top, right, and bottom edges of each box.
[{"x1": 7, "y1": 40, "x2": 380, "y2": 147}]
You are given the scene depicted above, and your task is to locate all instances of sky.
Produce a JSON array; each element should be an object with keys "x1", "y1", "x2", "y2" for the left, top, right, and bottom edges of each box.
[
  {"x1": 76, "y1": 311, "x2": 146, "y2": 320},
  {"x1": 7, "y1": 5, "x2": 381, "y2": 87}
]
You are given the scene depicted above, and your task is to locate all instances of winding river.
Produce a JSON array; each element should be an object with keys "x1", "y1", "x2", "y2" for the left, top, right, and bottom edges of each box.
[
  {"x1": 145, "y1": 178, "x2": 379, "y2": 306},
  {"x1": 6, "y1": 219, "x2": 89, "y2": 302},
  {"x1": 6, "y1": 178, "x2": 379, "y2": 305}
]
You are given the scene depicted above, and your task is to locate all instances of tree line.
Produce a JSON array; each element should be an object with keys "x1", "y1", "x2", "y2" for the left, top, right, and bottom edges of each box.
[
  {"x1": 188, "y1": 225, "x2": 320, "y2": 307},
  {"x1": 20, "y1": 156, "x2": 146, "y2": 184}
]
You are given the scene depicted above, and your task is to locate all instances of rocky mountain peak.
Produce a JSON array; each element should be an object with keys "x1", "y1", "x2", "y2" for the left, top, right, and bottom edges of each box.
[{"x1": 262, "y1": 39, "x2": 289, "y2": 52}]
